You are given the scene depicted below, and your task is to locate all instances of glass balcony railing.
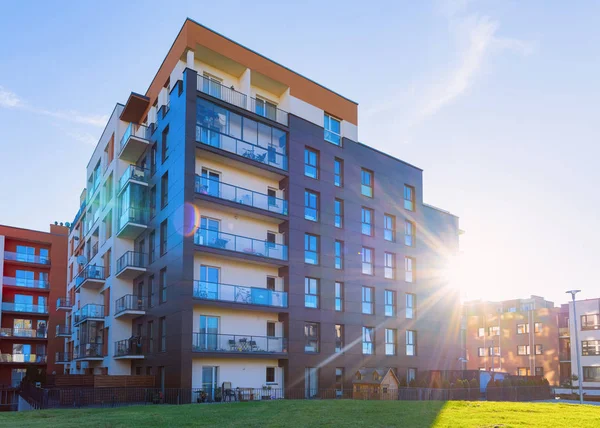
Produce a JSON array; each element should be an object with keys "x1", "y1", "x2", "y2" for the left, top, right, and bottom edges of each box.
[
  {"x1": 56, "y1": 297, "x2": 72, "y2": 310},
  {"x1": 118, "y1": 207, "x2": 149, "y2": 231},
  {"x1": 0, "y1": 328, "x2": 47, "y2": 339},
  {"x1": 75, "y1": 265, "x2": 106, "y2": 288},
  {"x1": 2, "y1": 276, "x2": 49, "y2": 290},
  {"x1": 250, "y1": 98, "x2": 289, "y2": 126},
  {"x1": 118, "y1": 165, "x2": 150, "y2": 192},
  {"x1": 119, "y1": 123, "x2": 150, "y2": 153},
  {"x1": 73, "y1": 304, "x2": 105, "y2": 324},
  {"x1": 70, "y1": 200, "x2": 86, "y2": 230},
  {"x1": 0, "y1": 354, "x2": 46, "y2": 363},
  {"x1": 197, "y1": 75, "x2": 247, "y2": 109},
  {"x1": 194, "y1": 175, "x2": 288, "y2": 215},
  {"x1": 3, "y1": 251, "x2": 50, "y2": 265},
  {"x1": 55, "y1": 325, "x2": 72, "y2": 337},
  {"x1": 115, "y1": 294, "x2": 146, "y2": 315},
  {"x1": 192, "y1": 333, "x2": 287, "y2": 354},
  {"x1": 55, "y1": 352, "x2": 72, "y2": 363},
  {"x1": 194, "y1": 228, "x2": 288, "y2": 261},
  {"x1": 114, "y1": 338, "x2": 146, "y2": 357},
  {"x1": 196, "y1": 125, "x2": 288, "y2": 171},
  {"x1": 193, "y1": 281, "x2": 287, "y2": 308},
  {"x1": 116, "y1": 251, "x2": 146, "y2": 273},
  {"x1": 1, "y1": 302, "x2": 48, "y2": 314},
  {"x1": 74, "y1": 344, "x2": 103, "y2": 359}
]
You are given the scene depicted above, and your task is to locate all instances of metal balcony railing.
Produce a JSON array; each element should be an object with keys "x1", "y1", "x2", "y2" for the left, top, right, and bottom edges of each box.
[
  {"x1": 197, "y1": 75, "x2": 247, "y2": 109},
  {"x1": 118, "y1": 165, "x2": 150, "y2": 192},
  {"x1": 116, "y1": 251, "x2": 146, "y2": 274},
  {"x1": 194, "y1": 228, "x2": 288, "y2": 261},
  {"x1": 118, "y1": 207, "x2": 149, "y2": 231},
  {"x1": 250, "y1": 98, "x2": 289, "y2": 126},
  {"x1": 115, "y1": 295, "x2": 146, "y2": 315},
  {"x1": 73, "y1": 304, "x2": 105, "y2": 324},
  {"x1": 75, "y1": 265, "x2": 106, "y2": 288},
  {"x1": 55, "y1": 325, "x2": 72, "y2": 337},
  {"x1": 0, "y1": 328, "x2": 47, "y2": 339},
  {"x1": 3, "y1": 251, "x2": 50, "y2": 265},
  {"x1": 0, "y1": 354, "x2": 47, "y2": 363},
  {"x1": 56, "y1": 297, "x2": 72, "y2": 310},
  {"x1": 192, "y1": 333, "x2": 287, "y2": 354},
  {"x1": 119, "y1": 123, "x2": 150, "y2": 153},
  {"x1": 193, "y1": 281, "x2": 288, "y2": 308},
  {"x1": 74, "y1": 344, "x2": 103, "y2": 359},
  {"x1": 2, "y1": 276, "x2": 49, "y2": 290},
  {"x1": 194, "y1": 175, "x2": 288, "y2": 215},
  {"x1": 1, "y1": 302, "x2": 48, "y2": 314},
  {"x1": 114, "y1": 338, "x2": 146, "y2": 357},
  {"x1": 55, "y1": 352, "x2": 72, "y2": 363}
]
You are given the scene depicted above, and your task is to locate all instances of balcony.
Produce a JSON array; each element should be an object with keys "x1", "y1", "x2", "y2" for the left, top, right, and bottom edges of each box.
[
  {"x1": 194, "y1": 228, "x2": 287, "y2": 262},
  {"x1": 0, "y1": 354, "x2": 47, "y2": 364},
  {"x1": 194, "y1": 175, "x2": 287, "y2": 217},
  {"x1": 118, "y1": 165, "x2": 150, "y2": 194},
  {"x1": 1, "y1": 302, "x2": 48, "y2": 315},
  {"x1": 119, "y1": 123, "x2": 150, "y2": 162},
  {"x1": 114, "y1": 295, "x2": 146, "y2": 319},
  {"x1": 56, "y1": 297, "x2": 72, "y2": 311},
  {"x1": 116, "y1": 251, "x2": 147, "y2": 279},
  {"x1": 75, "y1": 265, "x2": 106, "y2": 290},
  {"x1": 3, "y1": 251, "x2": 50, "y2": 266},
  {"x1": 0, "y1": 328, "x2": 47, "y2": 339},
  {"x1": 117, "y1": 207, "x2": 148, "y2": 239},
  {"x1": 114, "y1": 338, "x2": 146, "y2": 359},
  {"x1": 192, "y1": 333, "x2": 287, "y2": 358},
  {"x1": 74, "y1": 344, "x2": 103, "y2": 361},
  {"x1": 197, "y1": 75, "x2": 247, "y2": 110},
  {"x1": 55, "y1": 352, "x2": 72, "y2": 364},
  {"x1": 2, "y1": 276, "x2": 49, "y2": 291},
  {"x1": 73, "y1": 304, "x2": 105, "y2": 325},
  {"x1": 193, "y1": 281, "x2": 287, "y2": 309},
  {"x1": 250, "y1": 97, "x2": 289, "y2": 127},
  {"x1": 56, "y1": 325, "x2": 72, "y2": 338},
  {"x1": 196, "y1": 125, "x2": 288, "y2": 172},
  {"x1": 70, "y1": 200, "x2": 86, "y2": 230}
]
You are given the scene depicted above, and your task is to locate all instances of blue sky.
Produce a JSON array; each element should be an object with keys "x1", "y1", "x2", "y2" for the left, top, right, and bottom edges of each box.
[{"x1": 1, "y1": 1, "x2": 598, "y2": 305}]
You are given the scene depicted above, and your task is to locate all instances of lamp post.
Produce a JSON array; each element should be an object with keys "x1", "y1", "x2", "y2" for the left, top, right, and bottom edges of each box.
[{"x1": 566, "y1": 290, "x2": 584, "y2": 404}]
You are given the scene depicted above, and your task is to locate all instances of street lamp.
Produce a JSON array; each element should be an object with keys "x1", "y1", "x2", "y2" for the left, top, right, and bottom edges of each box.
[{"x1": 566, "y1": 290, "x2": 584, "y2": 404}]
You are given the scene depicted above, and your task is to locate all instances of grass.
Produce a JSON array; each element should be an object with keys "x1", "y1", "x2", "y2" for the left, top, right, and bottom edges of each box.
[{"x1": 1, "y1": 400, "x2": 599, "y2": 427}]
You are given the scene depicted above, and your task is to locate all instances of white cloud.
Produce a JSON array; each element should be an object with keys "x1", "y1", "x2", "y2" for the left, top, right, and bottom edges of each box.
[{"x1": 0, "y1": 86, "x2": 22, "y2": 108}]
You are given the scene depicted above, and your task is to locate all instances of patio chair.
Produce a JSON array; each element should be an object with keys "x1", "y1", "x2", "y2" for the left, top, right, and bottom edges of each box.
[{"x1": 228, "y1": 340, "x2": 236, "y2": 351}]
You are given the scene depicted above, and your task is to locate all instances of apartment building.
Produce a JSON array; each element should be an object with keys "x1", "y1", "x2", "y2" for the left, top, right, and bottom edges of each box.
[
  {"x1": 59, "y1": 18, "x2": 462, "y2": 396},
  {"x1": 0, "y1": 224, "x2": 68, "y2": 386},
  {"x1": 464, "y1": 295, "x2": 559, "y2": 385}
]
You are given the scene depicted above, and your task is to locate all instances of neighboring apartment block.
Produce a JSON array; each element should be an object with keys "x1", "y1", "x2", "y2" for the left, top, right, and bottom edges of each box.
[
  {"x1": 59, "y1": 18, "x2": 462, "y2": 396},
  {"x1": 464, "y1": 295, "x2": 559, "y2": 385},
  {"x1": 0, "y1": 224, "x2": 68, "y2": 386}
]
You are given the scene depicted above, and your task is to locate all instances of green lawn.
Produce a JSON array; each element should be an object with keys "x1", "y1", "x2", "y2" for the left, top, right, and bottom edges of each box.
[{"x1": 1, "y1": 400, "x2": 599, "y2": 427}]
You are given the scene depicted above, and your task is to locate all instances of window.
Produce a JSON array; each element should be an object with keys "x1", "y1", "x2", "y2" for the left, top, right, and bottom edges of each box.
[
  {"x1": 150, "y1": 144, "x2": 157, "y2": 176},
  {"x1": 407, "y1": 368, "x2": 417, "y2": 384},
  {"x1": 489, "y1": 346, "x2": 500, "y2": 356},
  {"x1": 362, "y1": 286, "x2": 374, "y2": 315},
  {"x1": 159, "y1": 317, "x2": 166, "y2": 352},
  {"x1": 517, "y1": 345, "x2": 531, "y2": 356},
  {"x1": 385, "y1": 290, "x2": 396, "y2": 316},
  {"x1": 334, "y1": 240, "x2": 343, "y2": 270},
  {"x1": 362, "y1": 327, "x2": 374, "y2": 355},
  {"x1": 335, "y1": 324, "x2": 343, "y2": 353},
  {"x1": 406, "y1": 293, "x2": 416, "y2": 319},
  {"x1": 267, "y1": 188, "x2": 277, "y2": 207},
  {"x1": 254, "y1": 96, "x2": 277, "y2": 120},
  {"x1": 362, "y1": 247, "x2": 373, "y2": 275},
  {"x1": 266, "y1": 367, "x2": 276, "y2": 384},
  {"x1": 304, "y1": 234, "x2": 319, "y2": 265},
  {"x1": 488, "y1": 326, "x2": 500, "y2": 336},
  {"x1": 335, "y1": 368, "x2": 344, "y2": 397},
  {"x1": 384, "y1": 253, "x2": 395, "y2": 279},
  {"x1": 361, "y1": 207, "x2": 373, "y2": 236},
  {"x1": 581, "y1": 314, "x2": 600, "y2": 330},
  {"x1": 534, "y1": 322, "x2": 543, "y2": 333},
  {"x1": 405, "y1": 257, "x2": 415, "y2": 282},
  {"x1": 104, "y1": 210, "x2": 112, "y2": 240},
  {"x1": 478, "y1": 348, "x2": 486, "y2": 357},
  {"x1": 517, "y1": 324, "x2": 530, "y2": 334},
  {"x1": 16, "y1": 246, "x2": 34, "y2": 263},
  {"x1": 159, "y1": 268, "x2": 167, "y2": 304},
  {"x1": 518, "y1": 368, "x2": 531, "y2": 376},
  {"x1": 535, "y1": 367, "x2": 544, "y2": 377},
  {"x1": 384, "y1": 214, "x2": 395, "y2": 242},
  {"x1": 148, "y1": 321, "x2": 154, "y2": 352},
  {"x1": 335, "y1": 282, "x2": 344, "y2": 312},
  {"x1": 584, "y1": 367, "x2": 600, "y2": 382},
  {"x1": 161, "y1": 126, "x2": 169, "y2": 163},
  {"x1": 304, "y1": 322, "x2": 319, "y2": 353},
  {"x1": 406, "y1": 330, "x2": 417, "y2": 356},
  {"x1": 305, "y1": 367, "x2": 319, "y2": 398},
  {"x1": 535, "y1": 344, "x2": 543, "y2": 355},
  {"x1": 478, "y1": 327, "x2": 485, "y2": 337},
  {"x1": 304, "y1": 277, "x2": 319, "y2": 308},
  {"x1": 361, "y1": 169, "x2": 373, "y2": 197},
  {"x1": 582, "y1": 340, "x2": 600, "y2": 356},
  {"x1": 160, "y1": 220, "x2": 168, "y2": 256},
  {"x1": 304, "y1": 190, "x2": 319, "y2": 221},
  {"x1": 324, "y1": 113, "x2": 341, "y2": 145},
  {"x1": 334, "y1": 158, "x2": 343, "y2": 187},
  {"x1": 404, "y1": 185, "x2": 415, "y2": 211},
  {"x1": 148, "y1": 275, "x2": 155, "y2": 308},
  {"x1": 405, "y1": 220, "x2": 415, "y2": 246},
  {"x1": 334, "y1": 199, "x2": 343, "y2": 228},
  {"x1": 150, "y1": 186, "x2": 157, "y2": 218},
  {"x1": 149, "y1": 231, "x2": 156, "y2": 263},
  {"x1": 304, "y1": 148, "x2": 318, "y2": 179},
  {"x1": 161, "y1": 172, "x2": 168, "y2": 208},
  {"x1": 384, "y1": 329, "x2": 397, "y2": 356}
]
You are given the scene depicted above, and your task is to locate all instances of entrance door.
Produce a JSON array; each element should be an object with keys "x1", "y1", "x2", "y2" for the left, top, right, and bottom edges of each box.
[
  {"x1": 199, "y1": 316, "x2": 219, "y2": 351},
  {"x1": 202, "y1": 366, "x2": 219, "y2": 400},
  {"x1": 199, "y1": 265, "x2": 220, "y2": 300},
  {"x1": 201, "y1": 169, "x2": 221, "y2": 198}
]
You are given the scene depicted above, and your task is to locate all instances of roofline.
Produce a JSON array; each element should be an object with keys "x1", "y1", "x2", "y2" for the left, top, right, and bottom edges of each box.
[
  {"x1": 0, "y1": 224, "x2": 69, "y2": 237},
  {"x1": 423, "y1": 203, "x2": 459, "y2": 219},
  {"x1": 85, "y1": 103, "x2": 124, "y2": 170},
  {"x1": 354, "y1": 140, "x2": 423, "y2": 172}
]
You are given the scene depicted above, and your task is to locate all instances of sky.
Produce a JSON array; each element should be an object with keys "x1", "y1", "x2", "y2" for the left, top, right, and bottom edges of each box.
[{"x1": 1, "y1": 1, "x2": 599, "y2": 306}]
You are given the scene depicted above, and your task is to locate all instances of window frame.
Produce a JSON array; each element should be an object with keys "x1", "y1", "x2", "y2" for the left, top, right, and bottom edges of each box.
[
  {"x1": 324, "y1": 113, "x2": 342, "y2": 146},
  {"x1": 384, "y1": 290, "x2": 396, "y2": 317},
  {"x1": 304, "y1": 147, "x2": 319, "y2": 179},
  {"x1": 361, "y1": 286, "x2": 374, "y2": 315},
  {"x1": 304, "y1": 190, "x2": 319, "y2": 222},
  {"x1": 385, "y1": 328, "x2": 396, "y2": 356},
  {"x1": 362, "y1": 247, "x2": 374, "y2": 275},
  {"x1": 361, "y1": 168, "x2": 373, "y2": 198},
  {"x1": 304, "y1": 277, "x2": 319, "y2": 309},
  {"x1": 304, "y1": 233, "x2": 319, "y2": 265},
  {"x1": 361, "y1": 207, "x2": 374, "y2": 236}
]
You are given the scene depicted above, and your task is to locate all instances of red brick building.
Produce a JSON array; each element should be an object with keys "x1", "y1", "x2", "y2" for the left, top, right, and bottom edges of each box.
[{"x1": 0, "y1": 224, "x2": 68, "y2": 386}]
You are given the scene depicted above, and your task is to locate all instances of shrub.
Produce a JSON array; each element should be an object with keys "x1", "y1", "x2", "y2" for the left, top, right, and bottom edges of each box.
[
  {"x1": 503, "y1": 378, "x2": 512, "y2": 387},
  {"x1": 469, "y1": 378, "x2": 479, "y2": 389},
  {"x1": 399, "y1": 377, "x2": 407, "y2": 387},
  {"x1": 431, "y1": 379, "x2": 441, "y2": 389},
  {"x1": 442, "y1": 380, "x2": 451, "y2": 389},
  {"x1": 408, "y1": 379, "x2": 417, "y2": 388}
]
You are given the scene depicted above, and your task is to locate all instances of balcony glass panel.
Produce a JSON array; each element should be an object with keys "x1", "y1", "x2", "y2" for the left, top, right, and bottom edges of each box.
[
  {"x1": 194, "y1": 228, "x2": 287, "y2": 261},
  {"x1": 3, "y1": 251, "x2": 50, "y2": 265},
  {"x1": 0, "y1": 354, "x2": 46, "y2": 363},
  {"x1": 2, "y1": 276, "x2": 49, "y2": 290},
  {"x1": 0, "y1": 328, "x2": 47, "y2": 338},
  {"x1": 192, "y1": 333, "x2": 287, "y2": 354},
  {"x1": 119, "y1": 123, "x2": 150, "y2": 153},
  {"x1": 115, "y1": 295, "x2": 146, "y2": 315},
  {"x1": 1, "y1": 302, "x2": 48, "y2": 314},
  {"x1": 193, "y1": 281, "x2": 287, "y2": 308},
  {"x1": 119, "y1": 165, "x2": 150, "y2": 192},
  {"x1": 114, "y1": 338, "x2": 146, "y2": 357}
]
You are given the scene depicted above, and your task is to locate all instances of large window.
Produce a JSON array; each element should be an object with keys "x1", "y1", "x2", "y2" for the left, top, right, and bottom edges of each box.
[
  {"x1": 335, "y1": 368, "x2": 344, "y2": 397},
  {"x1": 149, "y1": 231, "x2": 156, "y2": 263},
  {"x1": 304, "y1": 322, "x2": 319, "y2": 353},
  {"x1": 304, "y1": 190, "x2": 319, "y2": 221},
  {"x1": 405, "y1": 257, "x2": 414, "y2": 282},
  {"x1": 406, "y1": 293, "x2": 416, "y2": 319},
  {"x1": 335, "y1": 282, "x2": 344, "y2": 312},
  {"x1": 517, "y1": 345, "x2": 531, "y2": 356},
  {"x1": 334, "y1": 199, "x2": 343, "y2": 228},
  {"x1": 488, "y1": 326, "x2": 500, "y2": 336},
  {"x1": 324, "y1": 113, "x2": 341, "y2": 146},
  {"x1": 362, "y1": 286, "x2": 374, "y2": 315},
  {"x1": 405, "y1": 220, "x2": 415, "y2": 246},
  {"x1": 304, "y1": 148, "x2": 319, "y2": 179},
  {"x1": 161, "y1": 172, "x2": 169, "y2": 208},
  {"x1": 478, "y1": 348, "x2": 486, "y2": 357},
  {"x1": 305, "y1": 367, "x2": 319, "y2": 398},
  {"x1": 304, "y1": 234, "x2": 319, "y2": 265},
  {"x1": 384, "y1": 214, "x2": 395, "y2": 242},
  {"x1": 361, "y1": 169, "x2": 373, "y2": 197},
  {"x1": 361, "y1": 207, "x2": 373, "y2": 236},
  {"x1": 406, "y1": 330, "x2": 417, "y2": 356},
  {"x1": 335, "y1": 240, "x2": 343, "y2": 270},
  {"x1": 159, "y1": 317, "x2": 166, "y2": 352},
  {"x1": 583, "y1": 367, "x2": 600, "y2": 382},
  {"x1": 535, "y1": 344, "x2": 543, "y2": 355},
  {"x1": 160, "y1": 221, "x2": 168, "y2": 256},
  {"x1": 334, "y1": 158, "x2": 343, "y2": 187},
  {"x1": 404, "y1": 185, "x2": 415, "y2": 211},
  {"x1": 385, "y1": 290, "x2": 396, "y2": 317},
  {"x1": 384, "y1": 253, "x2": 395, "y2": 279},
  {"x1": 161, "y1": 126, "x2": 169, "y2": 163},
  {"x1": 362, "y1": 247, "x2": 373, "y2": 275},
  {"x1": 159, "y1": 268, "x2": 167, "y2": 304},
  {"x1": 534, "y1": 322, "x2": 543, "y2": 333},
  {"x1": 335, "y1": 324, "x2": 344, "y2": 353},
  {"x1": 518, "y1": 368, "x2": 531, "y2": 376},
  {"x1": 385, "y1": 329, "x2": 396, "y2": 356},
  {"x1": 582, "y1": 340, "x2": 600, "y2": 356},
  {"x1": 517, "y1": 324, "x2": 530, "y2": 334},
  {"x1": 304, "y1": 277, "x2": 319, "y2": 309},
  {"x1": 581, "y1": 314, "x2": 600, "y2": 330},
  {"x1": 362, "y1": 327, "x2": 374, "y2": 355}
]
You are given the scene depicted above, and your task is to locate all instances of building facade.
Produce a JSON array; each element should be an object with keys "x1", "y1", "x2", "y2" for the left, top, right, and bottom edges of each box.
[
  {"x1": 59, "y1": 18, "x2": 462, "y2": 395},
  {"x1": 464, "y1": 295, "x2": 559, "y2": 385},
  {"x1": 0, "y1": 224, "x2": 68, "y2": 386}
]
